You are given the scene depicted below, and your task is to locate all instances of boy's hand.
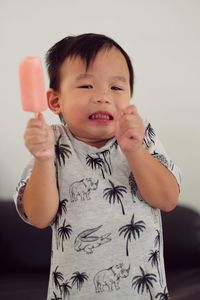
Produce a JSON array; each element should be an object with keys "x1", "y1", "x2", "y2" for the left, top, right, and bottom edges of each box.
[
  {"x1": 24, "y1": 113, "x2": 55, "y2": 161},
  {"x1": 115, "y1": 105, "x2": 145, "y2": 154}
]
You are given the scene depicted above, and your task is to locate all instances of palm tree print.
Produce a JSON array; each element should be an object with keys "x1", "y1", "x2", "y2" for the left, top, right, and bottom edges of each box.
[
  {"x1": 51, "y1": 268, "x2": 89, "y2": 300},
  {"x1": 86, "y1": 155, "x2": 105, "y2": 178},
  {"x1": 54, "y1": 198, "x2": 69, "y2": 227},
  {"x1": 58, "y1": 220, "x2": 72, "y2": 251},
  {"x1": 148, "y1": 250, "x2": 163, "y2": 286},
  {"x1": 58, "y1": 198, "x2": 68, "y2": 217},
  {"x1": 143, "y1": 123, "x2": 156, "y2": 149},
  {"x1": 52, "y1": 266, "x2": 64, "y2": 292},
  {"x1": 86, "y1": 151, "x2": 112, "y2": 178},
  {"x1": 55, "y1": 134, "x2": 72, "y2": 167},
  {"x1": 103, "y1": 180, "x2": 127, "y2": 215},
  {"x1": 152, "y1": 152, "x2": 169, "y2": 169},
  {"x1": 132, "y1": 266, "x2": 157, "y2": 300},
  {"x1": 169, "y1": 160, "x2": 175, "y2": 171},
  {"x1": 156, "y1": 287, "x2": 169, "y2": 299},
  {"x1": 154, "y1": 230, "x2": 161, "y2": 250},
  {"x1": 71, "y1": 271, "x2": 89, "y2": 291},
  {"x1": 128, "y1": 172, "x2": 143, "y2": 202},
  {"x1": 60, "y1": 280, "x2": 71, "y2": 300},
  {"x1": 101, "y1": 150, "x2": 112, "y2": 175},
  {"x1": 16, "y1": 179, "x2": 27, "y2": 203},
  {"x1": 119, "y1": 214, "x2": 146, "y2": 256},
  {"x1": 54, "y1": 198, "x2": 69, "y2": 250},
  {"x1": 51, "y1": 291, "x2": 62, "y2": 300},
  {"x1": 110, "y1": 139, "x2": 118, "y2": 150}
]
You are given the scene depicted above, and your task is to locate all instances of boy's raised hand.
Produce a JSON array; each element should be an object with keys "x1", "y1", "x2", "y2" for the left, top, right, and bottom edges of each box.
[
  {"x1": 115, "y1": 105, "x2": 145, "y2": 154},
  {"x1": 24, "y1": 113, "x2": 55, "y2": 161}
]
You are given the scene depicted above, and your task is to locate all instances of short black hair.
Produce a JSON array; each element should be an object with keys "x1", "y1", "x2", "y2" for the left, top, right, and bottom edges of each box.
[{"x1": 46, "y1": 33, "x2": 134, "y2": 96}]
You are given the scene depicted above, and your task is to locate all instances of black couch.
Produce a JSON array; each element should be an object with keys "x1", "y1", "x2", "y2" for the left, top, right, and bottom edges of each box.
[
  {"x1": 0, "y1": 200, "x2": 51, "y2": 300},
  {"x1": 162, "y1": 204, "x2": 200, "y2": 300},
  {"x1": 0, "y1": 199, "x2": 200, "y2": 300}
]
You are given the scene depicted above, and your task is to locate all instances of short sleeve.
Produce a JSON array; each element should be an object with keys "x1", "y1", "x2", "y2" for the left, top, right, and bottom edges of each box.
[
  {"x1": 143, "y1": 120, "x2": 182, "y2": 189},
  {"x1": 13, "y1": 160, "x2": 34, "y2": 223},
  {"x1": 13, "y1": 124, "x2": 62, "y2": 224}
]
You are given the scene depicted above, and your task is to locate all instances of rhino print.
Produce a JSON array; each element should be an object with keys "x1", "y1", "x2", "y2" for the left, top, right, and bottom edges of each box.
[
  {"x1": 69, "y1": 178, "x2": 98, "y2": 202},
  {"x1": 93, "y1": 263, "x2": 130, "y2": 293},
  {"x1": 74, "y1": 225, "x2": 111, "y2": 254}
]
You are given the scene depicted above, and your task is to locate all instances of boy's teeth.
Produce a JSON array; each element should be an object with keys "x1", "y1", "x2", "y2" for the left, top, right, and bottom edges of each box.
[{"x1": 91, "y1": 114, "x2": 110, "y2": 120}]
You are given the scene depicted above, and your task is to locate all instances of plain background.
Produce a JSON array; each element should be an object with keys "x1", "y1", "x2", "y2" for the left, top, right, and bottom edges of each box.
[{"x1": 0, "y1": 0, "x2": 199, "y2": 210}]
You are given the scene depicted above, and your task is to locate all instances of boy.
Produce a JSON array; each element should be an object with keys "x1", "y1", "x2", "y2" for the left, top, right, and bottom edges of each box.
[{"x1": 14, "y1": 33, "x2": 181, "y2": 299}]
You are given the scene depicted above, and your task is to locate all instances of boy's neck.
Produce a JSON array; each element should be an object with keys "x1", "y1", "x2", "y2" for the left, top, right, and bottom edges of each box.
[
  {"x1": 74, "y1": 136, "x2": 112, "y2": 148},
  {"x1": 65, "y1": 126, "x2": 114, "y2": 148}
]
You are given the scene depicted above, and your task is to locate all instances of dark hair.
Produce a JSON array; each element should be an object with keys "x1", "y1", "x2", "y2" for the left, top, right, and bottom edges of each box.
[{"x1": 46, "y1": 33, "x2": 134, "y2": 96}]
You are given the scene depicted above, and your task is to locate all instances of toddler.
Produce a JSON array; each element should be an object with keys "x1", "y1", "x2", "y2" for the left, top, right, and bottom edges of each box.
[{"x1": 14, "y1": 33, "x2": 181, "y2": 300}]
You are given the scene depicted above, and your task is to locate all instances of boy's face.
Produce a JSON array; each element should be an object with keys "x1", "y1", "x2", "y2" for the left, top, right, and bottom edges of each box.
[{"x1": 48, "y1": 47, "x2": 131, "y2": 147}]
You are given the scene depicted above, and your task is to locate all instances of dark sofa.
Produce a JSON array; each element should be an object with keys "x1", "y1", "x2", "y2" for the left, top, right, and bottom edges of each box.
[
  {"x1": 0, "y1": 199, "x2": 200, "y2": 300},
  {"x1": 0, "y1": 200, "x2": 51, "y2": 300},
  {"x1": 162, "y1": 204, "x2": 200, "y2": 300}
]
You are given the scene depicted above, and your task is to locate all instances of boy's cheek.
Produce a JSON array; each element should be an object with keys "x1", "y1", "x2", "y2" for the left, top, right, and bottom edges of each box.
[{"x1": 114, "y1": 96, "x2": 131, "y2": 111}]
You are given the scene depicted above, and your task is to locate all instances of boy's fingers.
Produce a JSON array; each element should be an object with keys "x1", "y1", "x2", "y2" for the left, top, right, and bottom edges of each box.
[
  {"x1": 24, "y1": 127, "x2": 48, "y2": 139},
  {"x1": 27, "y1": 118, "x2": 43, "y2": 129},
  {"x1": 121, "y1": 104, "x2": 137, "y2": 115},
  {"x1": 116, "y1": 105, "x2": 138, "y2": 122},
  {"x1": 27, "y1": 113, "x2": 46, "y2": 129},
  {"x1": 37, "y1": 112, "x2": 45, "y2": 123}
]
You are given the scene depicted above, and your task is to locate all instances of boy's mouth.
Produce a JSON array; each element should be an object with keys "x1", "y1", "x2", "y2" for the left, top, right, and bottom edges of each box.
[{"x1": 89, "y1": 111, "x2": 114, "y2": 121}]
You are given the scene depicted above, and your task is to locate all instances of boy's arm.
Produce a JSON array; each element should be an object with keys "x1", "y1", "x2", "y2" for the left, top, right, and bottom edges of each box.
[
  {"x1": 116, "y1": 105, "x2": 180, "y2": 211},
  {"x1": 125, "y1": 147, "x2": 179, "y2": 211},
  {"x1": 23, "y1": 158, "x2": 59, "y2": 228},
  {"x1": 22, "y1": 114, "x2": 59, "y2": 228}
]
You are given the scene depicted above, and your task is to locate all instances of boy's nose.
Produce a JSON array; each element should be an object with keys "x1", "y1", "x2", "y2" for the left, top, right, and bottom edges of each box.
[
  {"x1": 91, "y1": 96, "x2": 111, "y2": 104},
  {"x1": 97, "y1": 98, "x2": 110, "y2": 104}
]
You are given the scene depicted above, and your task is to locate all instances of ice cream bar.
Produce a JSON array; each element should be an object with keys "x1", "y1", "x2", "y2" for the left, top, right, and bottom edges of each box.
[{"x1": 19, "y1": 56, "x2": 47, "y2": 113}]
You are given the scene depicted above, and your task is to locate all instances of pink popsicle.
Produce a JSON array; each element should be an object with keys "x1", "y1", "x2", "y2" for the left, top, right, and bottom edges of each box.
[{"x1": 19, "y1": 56, "x2": 47, "y2": 113}]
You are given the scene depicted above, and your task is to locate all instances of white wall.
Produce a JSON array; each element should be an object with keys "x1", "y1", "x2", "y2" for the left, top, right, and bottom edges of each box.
[{"x1": 0, "y1": 0, "x2": 199, "y2": 210}]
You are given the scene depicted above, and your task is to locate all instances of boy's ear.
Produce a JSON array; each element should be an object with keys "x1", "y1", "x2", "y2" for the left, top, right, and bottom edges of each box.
[{"x1": 47, "y1": 88, "x2": 61, "y2": 114}]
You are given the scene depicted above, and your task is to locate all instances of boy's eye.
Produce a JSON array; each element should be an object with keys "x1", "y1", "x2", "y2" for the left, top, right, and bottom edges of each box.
[
  {"x1": 78, "y1": 84, "x2": 93, "y2": 89},
  {"x1": 111, "y1": 86, "x2": 123, "y2": 91}
]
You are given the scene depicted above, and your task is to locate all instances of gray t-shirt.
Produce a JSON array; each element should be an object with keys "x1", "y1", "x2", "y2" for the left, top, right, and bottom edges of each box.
[{"x1": 14, "y1": 122, "x2": 181, "y2": 300}]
